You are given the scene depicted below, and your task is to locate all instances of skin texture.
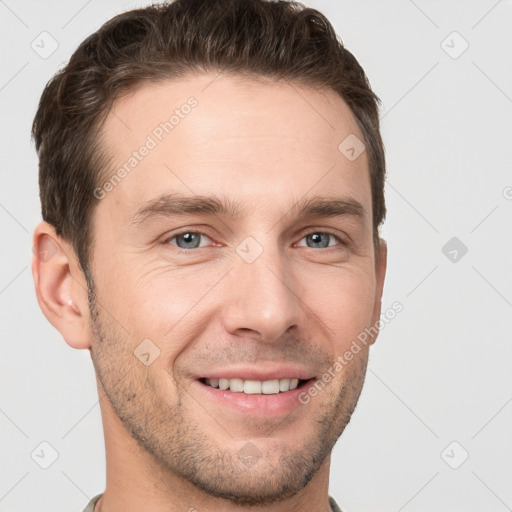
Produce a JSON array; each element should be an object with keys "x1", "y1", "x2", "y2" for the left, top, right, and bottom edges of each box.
[{"x1": 32, "y1": 72, "x2": 387, "y2": 512}]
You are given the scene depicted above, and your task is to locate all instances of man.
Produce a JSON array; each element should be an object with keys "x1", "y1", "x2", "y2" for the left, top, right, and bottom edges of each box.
[{"x1": 31, "y1": 0, "x2": 387, "y2": 510}]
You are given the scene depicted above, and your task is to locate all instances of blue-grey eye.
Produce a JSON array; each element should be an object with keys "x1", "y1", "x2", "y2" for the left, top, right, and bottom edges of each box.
[
  {"x1": 172, "y1": 232, "x2": 205, "y2": 249},
  {"x1": 302, "y1": 232, "x2": 336, "y2": 249}
]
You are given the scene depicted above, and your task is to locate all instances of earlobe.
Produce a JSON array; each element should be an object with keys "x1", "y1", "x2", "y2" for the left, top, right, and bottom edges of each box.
[
  {"x1": 32, "y1": 222, "x2": 92, "y2": 350},
  {"x1": 376, "y1": 239, "x2": 388, "y2": 296},
  {"x1": 369, "y1": 238, "x2": 388, "y2": 345}
]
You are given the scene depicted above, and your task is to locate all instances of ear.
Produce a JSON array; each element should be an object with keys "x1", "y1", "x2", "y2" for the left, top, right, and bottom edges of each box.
[
  {"x1": 32, "y1": 221, "x2": 92, "y2": 350},
  {"x1": 368, "y1": 238, "x2": 388, "y2": 345}
]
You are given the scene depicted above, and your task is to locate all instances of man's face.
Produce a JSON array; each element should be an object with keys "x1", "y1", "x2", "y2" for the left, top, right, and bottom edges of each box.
[{"x1": 88, "y1": 73, "x2": 385, "y2": 505}]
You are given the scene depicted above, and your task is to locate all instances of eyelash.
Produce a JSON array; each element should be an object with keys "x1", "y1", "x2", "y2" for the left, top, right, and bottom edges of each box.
[{"x1": 163, "y1": 229, "x2": 347, "y2": 254}]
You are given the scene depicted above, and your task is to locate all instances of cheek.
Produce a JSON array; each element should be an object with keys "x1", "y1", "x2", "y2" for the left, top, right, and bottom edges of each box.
[
  {"x1": 304, "y1": 266, "x2": 376, "y2": 350},
  {"x1": 98, "y1": 258, "x2": 219, "y2": 348},
  {"x1": 93, "y1": 236, "x2": 377, "y2": 359}
]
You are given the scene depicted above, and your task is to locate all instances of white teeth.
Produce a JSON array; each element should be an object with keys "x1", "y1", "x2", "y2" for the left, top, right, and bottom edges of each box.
[
  {"x1": 244, "y1": 380, "x2": 262, "y2": 394},
  {"x1": 229, "y1": 378, "x2": 244, "y2": 393},
  {"x1": 204, "y1": 377, "x2": 304, "y2": 394},
  {"x1": 279, "y1": 378, "x2": 290, "y2": 392},
  {"x1": 262, "y1": 379, "x2": 280, "y2": 394}
]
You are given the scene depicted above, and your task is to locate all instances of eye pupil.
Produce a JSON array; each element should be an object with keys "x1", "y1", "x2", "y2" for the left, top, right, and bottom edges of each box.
[
  {"x1": 171, "y1": 232, "x2": 338, "y2": 251},
  {"x1": 177, "y1": 232, "x2": 201, "y2": 249},
  {"x1": 307, "y1": 233, "x2": 330, "y2": 248}
]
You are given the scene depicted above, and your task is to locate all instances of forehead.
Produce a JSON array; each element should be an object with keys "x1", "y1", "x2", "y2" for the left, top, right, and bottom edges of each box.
[
  {"x1": 97, "y1": 73, "x2": 370, "y2": 223},
  {"x1": 104, "y1": 73, "x2": 363, "y2": 152}
]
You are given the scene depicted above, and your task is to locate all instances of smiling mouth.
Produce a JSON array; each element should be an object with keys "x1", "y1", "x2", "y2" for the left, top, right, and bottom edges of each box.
[{"x1": 199, "y1": 378, "x2": 310, "y2": 395}]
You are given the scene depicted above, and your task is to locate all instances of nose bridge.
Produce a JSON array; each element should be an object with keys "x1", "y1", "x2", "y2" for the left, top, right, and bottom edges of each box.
[{"x1": 222, "y1": 236, "x2": 302, "y2": 340}]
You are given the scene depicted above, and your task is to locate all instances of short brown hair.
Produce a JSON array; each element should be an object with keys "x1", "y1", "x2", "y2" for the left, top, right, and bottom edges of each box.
[{"x1": 32, "y1": 0, "x2": 386, "y2": 280}]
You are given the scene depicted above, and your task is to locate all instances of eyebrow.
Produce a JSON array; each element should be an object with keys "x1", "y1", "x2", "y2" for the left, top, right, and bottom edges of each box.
[{"x1": 132, "y1": 193, "x2": 366, "y2": 226}]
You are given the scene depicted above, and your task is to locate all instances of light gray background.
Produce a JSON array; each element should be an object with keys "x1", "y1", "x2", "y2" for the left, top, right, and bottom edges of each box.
[{"x1": 1, "y1": 1, "x2": 511, "y2": 511}]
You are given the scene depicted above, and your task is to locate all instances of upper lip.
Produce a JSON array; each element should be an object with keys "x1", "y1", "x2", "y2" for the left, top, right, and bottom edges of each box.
[{"x1": 195, "y1": 365, "x2": 316, "y2": 381}]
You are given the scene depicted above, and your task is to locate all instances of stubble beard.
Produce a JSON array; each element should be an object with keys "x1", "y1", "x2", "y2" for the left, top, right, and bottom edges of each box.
[{"x1": 87, "y1": 283, "x2": 368, "y2": 506}]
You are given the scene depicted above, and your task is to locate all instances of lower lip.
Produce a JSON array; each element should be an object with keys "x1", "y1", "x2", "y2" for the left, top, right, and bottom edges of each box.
[{"x1": 191, "y1": 379, "x2": 314, "y2": 417}]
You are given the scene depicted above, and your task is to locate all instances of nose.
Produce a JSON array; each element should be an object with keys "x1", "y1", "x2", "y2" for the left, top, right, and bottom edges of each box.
[{"x1": 221, "y1": 242, "x2": 303, "y2": 342}]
